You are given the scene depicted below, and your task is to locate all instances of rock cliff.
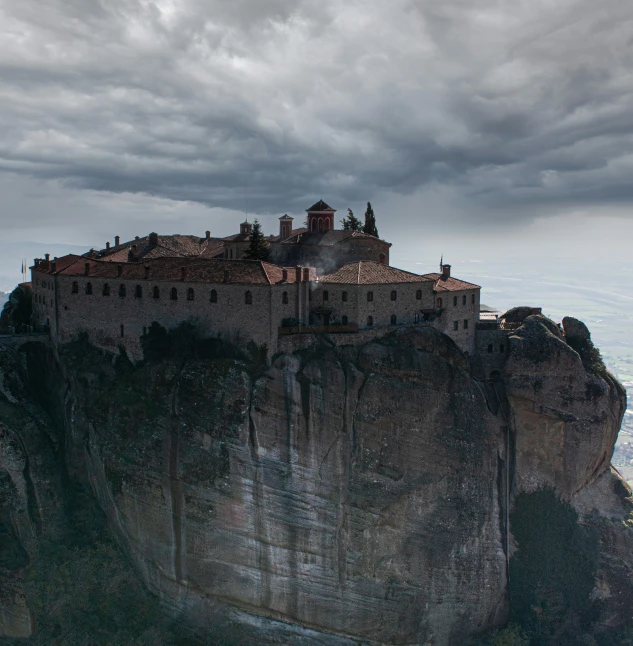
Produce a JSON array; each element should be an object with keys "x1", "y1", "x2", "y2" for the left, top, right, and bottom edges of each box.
[{"x1": 0, "y1": 315, "x2": 630, "y2": 645}]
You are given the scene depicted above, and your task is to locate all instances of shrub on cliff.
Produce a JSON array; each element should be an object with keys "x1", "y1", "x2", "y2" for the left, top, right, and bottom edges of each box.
[
  {"x1": 0, "y1": 283, "x2": 32, "y2": 331},
  {"x1": 509, "y1": 488, "x2": 600, "y2": 645}
]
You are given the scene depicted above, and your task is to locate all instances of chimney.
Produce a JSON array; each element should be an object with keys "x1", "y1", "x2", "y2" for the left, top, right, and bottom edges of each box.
[
  {"x1": 84, "y1": 262, "x2": 90, "y2": 275},
  {"x1": 117, "y1": 264, "x2": 123, "y2": 277},
  {"x1": 180, "y1": 266, "x2": 186, "y2": 281},
  {"x1": 45, "y1": 253, "x2": 50, "y2": 263},
  {"x1": 149, "y1": 232, "x2": 158, "y2": 246},
  {"x1": 51, "y1": 261, "x2": 57, "y2": 273},
  {"x1": 205, "y1": 230, "x2": 211, "y2": 239},
  {"x1": 115, "y1": 235, "x2": 120, "y2": 246},
  {"x1": 282, "y1": 268, "x2": 288, "y2": 282},
  {"x1": 106, "y1": 241, "x2": 110, "y2": 250},
  {"x1": 295, "y1": 266, "x2": 302, "y2": 282},
  {"x1": 303, "y1": 268, "x2": 310, "y2": 282},
  {"x1": 144, "y1": 266, "x2": 150, "y2": 279},
  {"x1": 135, "y1": 236, "x2": 140, "y2": 240},
  {"x1": 442, "y1": 264, "x2": 451, "y2": 278}
]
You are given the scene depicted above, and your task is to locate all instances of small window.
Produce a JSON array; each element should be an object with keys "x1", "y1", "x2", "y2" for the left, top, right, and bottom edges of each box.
[
  {"x1": 120, "y1": 324, "x2": 124, "y2": 338},
  {"x1": 391, "y1": 314, "x2": 397, "y2": 325},
  {"x1": 453, "y1": 320, "x2": 459, "y2": 331},
  {"x1": 85, "y1": 282, "x2": 93, "y2": 295},
  {"x1": 416, "y1": 289, "x2": 422, "y2": 300},
  {"x1": 187, "y1": 287, "x2": 194, "y2": 301},
  {"x1": 453, "y1": 296, "x2": 458, "y2": 307},
  {"x1": 500, "y1": 344, "x2": 505, "y2": 353},
  {"x1": 414, "y1": 313, "x2": 420, "y2": 323},
  {"x1": 210, "y1": 289, "x2": 217, "y2": 303},
  {"x1": 471, "y1": 293, "x2": 475, "y2": 304},
  {"x1": 170, "y1": 287, "x2": 178, "y2": 300},
  {"x1": 245, "y1": 291, "x2": 252, "y2": 305},
  {"x1": 367, "y1": 291, "x2": 374, "y2": 302},
  {"x1": 436, "y1": 298, "x2": 442, "y2": 308},
  {"x1": 379, "y1": 253, "x2": 386, "y2": 265},
  {"x1": 342, "y1": 291, "x2": 348, "y2": 302},
  {"x1": 103, "y1": 283, "x2": 110, "y2": 296},
  {"x1": 367, "y1": 315, "x2": 373, "y2": 327},
  {"x1": 153, "y1": 286, "x2": 160, "y2": 299},
  {"x1": 488, "y1": 344, "x2": 494, "y2": 353},
  {"x1": 342, "y1": 315, "x2": 348, "y2": 325},
  {"x1": 323, "y1": 290, "x2": 329, "y2": 302},
  {"x1": 230, "y1": 249, "x2": 233, "y2": 259},
  {"x1": 463, "y1": 319, "x2": 468, "y2": 329},
  {"x1": 463, "y1": 295, "x2": 467, "y2": 305},
  {"x1": 135, "y1": 285, "x2": 142, "y2": 298},
  {"x1": 391, "y1": 290, "x2": 397, "y2": 301},
  {"x1": 282, "y1": 291, "x2": 288, "y2": 304},
  {"x1": 72, "y1": 281, "x2": 78, "y2": 294},
  {"x1": 119, "y1": 284, "x2": 126, "y2": 298}
]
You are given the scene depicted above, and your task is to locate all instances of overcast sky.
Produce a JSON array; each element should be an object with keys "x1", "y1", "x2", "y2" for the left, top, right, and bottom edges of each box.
[{"x1": 2, "y1": 0, "x2": 633, "y2": 273}]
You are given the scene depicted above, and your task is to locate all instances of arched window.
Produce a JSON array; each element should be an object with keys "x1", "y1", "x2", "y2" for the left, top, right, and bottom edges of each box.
[
  {"x1": 318, "y1": 218, "x2": 323, "y2": 232},
  {"x1": 135, "y1": 285, "x2": 142, "y2": 298},
  {"x1": 416, "y1": 289, "x2": 422, "y2": 300},
  {"x1": 170, "y1": 287, "x2": 178, "y2": 300},
  {"x1": 488, "y1": 344, "x2": 494, "y2": 353},
  {"x1": 367, "y1": 315, "x2": 373, "y2": 327},
  {"x1": 187, "y1": 287, "x2": 194, "y2": 301},
  {"x1": 367, "y1": 291, "x2": 373, "y2": 302},
  {"x1": 103, "y1": 283, "x2": 110, "y2": 296},
  {"x1": 436, "y1": 298, "x2": 442, "y2": 307},
  {"x1": 210, "y1": 289, "x2": 217, "y2": 303},
  {"x1": 379, "y1": 254, "x2": 386, "y2": 265},
  {"x1": 342, "y1": 315, "x2": 348, "y2": 325},
  {"x1": 153, "y1": 286, "x2": 160, "y2": 299},
  {"x1": 72, "y1": 281, "x2": 78, "y2": 294},
  {"x1": 463, "y1": 295, "x2": 467, "y2": 305},
  {"x1": 391, "y1": 314, "x2": 397, "y2": 325},
  {"x1": 119, "y1": 284, "x2": 126, "y2": 298},
  {"x1": 342, "y1": 291, "x2": 348, "y2": 302},
  {"x1": 282, "y1": 291, "x2": 288, "y2": 304},
  {"x1": 500, "y1": 344, "x2": 505, "y2": 353},
  {"x1": 391, "y1": 290, "x2": 397, "y2": 301},
  {"x1": 453, "y1": 320, "x2": 459, "y2": 330},
  {"x1": 323, "y1": 290, "x2": 329, "y2": 302},
  {"x1": 324, "y1": 218, "x2": 330, "y2": 231},
  {"x1": 85, "y1": 282, "x2": 93, "y2": 295},
  {"x1": 453, "y1": 296, "x2": 458, "y2": 306},
  {"x1": 245, "y1": 291, "x2": 252, "y2": 305}
]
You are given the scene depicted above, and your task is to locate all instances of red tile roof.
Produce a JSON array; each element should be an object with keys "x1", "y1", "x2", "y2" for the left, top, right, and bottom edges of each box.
[
  {"x1": 31, "y1": 255, "x2": 83, "y2": 274},
  {"x1": 320, "y1": 261, "x2": 432, "y2": 285},
  {"x1": 97, "y1": 234, "x2": 226, "y2": 262},
  {"x1": 423, "y1": 273, "x2": 481, "y2": 292},
  {"x1": 279, "y1": 230, "x2": 390, "y2": 247},
  {"x1": 54, "y1": 256, "x2": 302, "y2": 285}
]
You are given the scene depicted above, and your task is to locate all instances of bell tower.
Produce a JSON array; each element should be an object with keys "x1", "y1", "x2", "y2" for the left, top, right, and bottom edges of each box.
[
  {"x1": 306, "y1": 200, "x2": 336, "y2": 233},
  {"x1": 279, "y1": 214, "x2": 293, "y2": 239}
]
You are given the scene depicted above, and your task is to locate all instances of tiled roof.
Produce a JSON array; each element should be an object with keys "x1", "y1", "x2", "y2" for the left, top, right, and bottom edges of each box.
[
  {"x1": 98, "y1": 234, "x2": 226, "y2": 262},
  {"x1": 269, "y1": 227, "x2": 308, "y2": 242},
  {"x1": 55, "y1": 257, "x2": 301, "y2": 285},
  {"x1": 320, "y1": 261, "x2": 432, "y2": 285},
  {"x1": 306, "y1": 199, "x2": 335, "y2": 212},
  {"x1": 423, "y1": 273, "x2": 481, "y2": 292},
  {"x1": 31, "y1": 255, "x2": 83, "y2": 274},
  {"x1": 279, "y1": 230, "x2": 390, "y2": 247}
]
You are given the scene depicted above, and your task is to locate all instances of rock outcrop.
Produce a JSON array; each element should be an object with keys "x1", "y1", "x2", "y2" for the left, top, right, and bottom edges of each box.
[{"x1": 0, "y1": 315, "x2": 630, "y2": 645}]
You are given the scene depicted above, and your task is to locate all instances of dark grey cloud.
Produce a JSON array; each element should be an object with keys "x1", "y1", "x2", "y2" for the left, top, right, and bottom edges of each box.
[{"x1": 1, "y1": 0, "x2": 633, "y2": 220}]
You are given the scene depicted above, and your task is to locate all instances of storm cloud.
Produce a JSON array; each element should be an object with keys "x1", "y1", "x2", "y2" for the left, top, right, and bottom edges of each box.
[{"x1": 1, "y1": 0, "x2": 633, "y2": 225}]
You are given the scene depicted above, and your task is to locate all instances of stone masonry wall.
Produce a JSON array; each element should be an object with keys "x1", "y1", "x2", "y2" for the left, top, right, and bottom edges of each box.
[{"x1": 433, "y1": 289, "x2": 479, "y2": 354}]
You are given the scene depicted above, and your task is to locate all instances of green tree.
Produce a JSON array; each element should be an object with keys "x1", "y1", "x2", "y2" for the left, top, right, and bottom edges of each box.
[
  {"x1": 340, "y1": 208, "x2": 363, "y2": 232},
  {"x1": 363, "y1": 202, "x2": 379, "y2": 237},
  {"x1": 243, "y1": 219, "x2": 270, "y2": 261}
]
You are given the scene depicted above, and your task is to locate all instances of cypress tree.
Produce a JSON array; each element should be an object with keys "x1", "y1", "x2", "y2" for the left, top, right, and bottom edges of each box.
[
  {"x1": 243, "y1": 219, "x2": 270, "y2": 261},
  {"x1": 340, "y1": 208, "x2": 363, "y2": 232},
  {"x1": 363, "y1": 202, "x2": 379, "y2": 237}
]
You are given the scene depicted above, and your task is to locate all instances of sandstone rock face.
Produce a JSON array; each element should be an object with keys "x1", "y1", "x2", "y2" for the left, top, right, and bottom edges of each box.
[{"x1": 0, "y1": 316, "x2": 630, "y2": 644}]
